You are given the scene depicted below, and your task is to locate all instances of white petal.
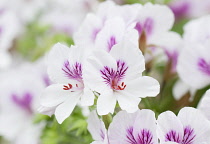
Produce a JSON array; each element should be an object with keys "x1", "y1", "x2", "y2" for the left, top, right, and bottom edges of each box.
[
  {"x1": 87, "y1": 111, "x2": 107, "y2": 141},
  {"x1": 157, "y1": 111, "x2": 184, "y2": 143},
  {"x1": 37, "y1": 105, "x2": 56, "y2": 116},
  {"x1": 95, "y1": 17, "x2": 126, "y2": 52},
  {"x1": 116, "y1": 91, "x2": 141, "y2": 113},
  {"x1": 97, "y1": 89, "x2": 116, "y2": 115},
  {"x1": 198, "y1": 89, "x2": 210, "y2": 120},
  {"x1": 173, "y1": 80, "x2": 191, "y2": 100},
  {"x1": 178, "y1": 107, "x2": 210, "y2": 143},
  {"x1": 40, "y1": 84, "x2": 69, "y2": 107},
  {"x1": 125, "y1": 76, "x2": 160, "y2": 98},
  {"x1": 133, "y1": 109, "x2": 158, "y2": 144},
  {"x1": 47, "y1": 43, "x2": 71, "y2": 83},
  {"x1": 108, "y1": 110, "x2": 138, "y2": 144},
  {"x1": 110, "y1": 32, "x2": 145, "y2": 78},
  {"x1": 80, "y1": 88, "x2": 95, "y2": 106},
  {"x1": 55, "y1": 92, "x2": 81, "y2": 124},
  {"x1": 139, "y1": 3, "x2": 174, "y2": 39},
  {"x1": 73, "y1": 13, "x2": 103, "y2": 47}
]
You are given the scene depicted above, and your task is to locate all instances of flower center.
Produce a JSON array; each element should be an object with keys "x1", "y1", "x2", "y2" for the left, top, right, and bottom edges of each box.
[{"x1": 100, "y1": 60, "x2": 128, "y2": 91}]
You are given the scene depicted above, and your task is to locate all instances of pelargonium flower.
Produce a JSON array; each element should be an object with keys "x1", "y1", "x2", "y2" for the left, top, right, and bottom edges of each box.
[
  {"x1": 40, "y1": 43, "x2": 94, "y2": 124},
  {"x1": 133, "y1": 3, "x2": 174, "y2": 50},
  {"x1": 198, "y1": 89, "x2": 210, "y2": 121},
  {"x1": 87, "y1": 111, "x2": 108, "y2": 144},
  {"x1": 157, "y1": 107, "x2": 210, "y2": 144},
  {"x1": 177, "y1": 42, "x2": 210, "y2": 89},
  {"x1": 0, "y1": 64, "x2": 46, "y2": 144},
  {"x1": 108, "y1": 109, "x2": 158, "y2": 144},
  {"x1": 84, "y1": 38, "x2": 160, "y2": 115}
]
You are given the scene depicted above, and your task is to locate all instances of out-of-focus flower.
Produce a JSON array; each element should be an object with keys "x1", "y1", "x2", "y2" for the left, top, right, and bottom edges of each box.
[
  {"x1": 177, "y1": 15, "x2": 210, "y2": 89},
  {"x1": 40, "y1": 43, "x2": 94, "y2": 124},
  {"x1": 0, "y1": 0, "x2": 46, "y2": 24},
  {"x1": 177, "y1": 38, "x2": 210, "y2": 89},
  {"x1": 198, "y1": 89, "x2": 210, "y2": 121},
  {"x1": 84, "y1": 36, "x2": 160, "y2": 115},
  {"x1": 87, "y1": 111, "x2": 108, "y2": 144},
  {"x1": 39, "y1": 0, "x2": 98, "y2": 36},
  {"x1": 108, "y1": 109, "x2": 158, "y2": 144},
  {"x1": 157, "y1": 107, "x2": 210, "y2": 143},
  {"x1": 0, "y1": 63, "x2": 46, "y2": 144},
  {"x1": 169, "y1": 0, "x2": 210, "y2": 20}
]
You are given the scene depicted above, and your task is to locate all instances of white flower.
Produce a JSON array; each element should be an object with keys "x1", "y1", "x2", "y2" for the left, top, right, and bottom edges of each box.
[
  {"x1": 40, "y1": 43, "x2": 94, "y2": 124},
  {"x1": 198, "y1": 89, "x2": 210, "y2": 121},
  {"x1": 0, "y1": 64, "x2": 45, "y2": 144},
  {"x1": 177, "y1": 42, "x2": 210, "y2": 89},
  {"x1": 157, "y1": 107, "x2": 210, "y2": 144},
  {"x1": 133, "y1": 3, "x2": 174, "y2": 46},
  {"x1": 84, "y1": 37, "x2": 160, "y2": 115},
  {"x1": 108, "y1": 109, "x2": 158, "y2": 144}
]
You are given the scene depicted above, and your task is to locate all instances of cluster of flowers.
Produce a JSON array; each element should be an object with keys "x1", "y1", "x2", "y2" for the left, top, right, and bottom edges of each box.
[
  {"x1": 37, "y1": 1, "x2": 210, "y2": 144},
  {"x1": 1, "y1": 0, "x2": 210, "y2": 144},
  {"x1": 88, "y1": 107, "x2": 210, "y2": 144}
]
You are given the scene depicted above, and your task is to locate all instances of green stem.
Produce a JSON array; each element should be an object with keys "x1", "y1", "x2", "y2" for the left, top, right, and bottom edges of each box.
[{"x1": 102, "y1": 114, "x2": 112, "y2": 129}]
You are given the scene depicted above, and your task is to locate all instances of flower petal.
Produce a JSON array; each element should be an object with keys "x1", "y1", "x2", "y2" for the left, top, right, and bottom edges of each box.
[
  {"x1": 97, "y1": 89, "x2": 116, "y2": 115},
  {"x1": 157, "y1": 111, "x2": 184, "y2": 143},
  {"x1": 40, "y1": 84, "x2": 70, "y2": 107},
  {"x1": 87, "y1": 111, "x2": 107, "y2": 141},
  {"x1": 125, "y1": 76, "x2": 160, "y2": 98},
  {"x1": 55, "y1": 92, "x2": 81, "y2": 124}
]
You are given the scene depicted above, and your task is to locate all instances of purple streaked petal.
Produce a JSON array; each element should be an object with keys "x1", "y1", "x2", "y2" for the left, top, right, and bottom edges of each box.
[
  {"x1": 107, "y1": 36, "x2": 117, "y2": 52},
  {"x1": 135, "y1": 22, "x2": 143, "y2": 36},
  {"x1": 126, "y1": 127, "x2": 154, "y2": 144},
  {"x1": 169, "y1": 2, "x2": 190, "y2": 20},
  {"x1": 62, "y1": 60, "x2": 83, "y2": 81},
  {"x1": 165, "y1": 130, "x2": 182, "y2": 143},
  {"x1": 197, "y1": 58, "x2": 210, "y2": 76},
  {"x1": 182, "y1": 126, "x2": 196, "y2": 144},
  {"x1": 144, "y1": 18, "x2": 154, "y2": 36},
  {"x1": 11, "y1": 92, "x2": 33, "y2": 114},
  {"x1": 43, "y1": 74, "x2": 51, "y2": 86},
  {"x1": 100, "y1": 129, "x2": 105, "y2": 140}
]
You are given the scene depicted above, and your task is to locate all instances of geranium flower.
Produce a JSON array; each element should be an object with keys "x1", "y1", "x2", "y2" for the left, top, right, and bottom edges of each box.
[
  {"x1": 157, "y1": 107, "x2": 210, "y2": 144},
  {"x1": 0, "y1": 64, "x2": 46, "y2": 144},
  {"x1": 40, "y1": 43, "x2": 94, "y2": 124},
  {"x1": 177, "y1": 42, "x2": 210, "y2": 89},
  {"x1": 84, "y1": 38, "x2": 160, "y2": 115}
]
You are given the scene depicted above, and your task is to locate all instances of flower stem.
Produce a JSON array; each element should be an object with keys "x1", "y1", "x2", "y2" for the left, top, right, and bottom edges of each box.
[{"x1": 102, "y1": 114, "x2": 112, "y2": 129}]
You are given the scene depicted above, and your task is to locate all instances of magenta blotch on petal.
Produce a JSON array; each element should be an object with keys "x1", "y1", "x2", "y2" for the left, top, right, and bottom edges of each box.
[
  {"x1": 11, "y1": 92, "x2": 33, "y2": 114},
  {"x1": 107, "y1": 36, "x2": 117, "y2": 52},
  {"x1": 197, "y1": 58, "x2": 210, "y2": 76}
]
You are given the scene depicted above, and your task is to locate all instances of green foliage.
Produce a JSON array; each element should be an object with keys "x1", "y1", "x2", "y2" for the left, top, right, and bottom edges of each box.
[{"x1": 39, "y1": 107, "x2": 92, "y2": 144}]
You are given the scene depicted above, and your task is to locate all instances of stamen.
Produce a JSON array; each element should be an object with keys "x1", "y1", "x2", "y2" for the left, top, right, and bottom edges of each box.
[{"x1": 63, "y1": 84, "x2": 72, "y2": 90}]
